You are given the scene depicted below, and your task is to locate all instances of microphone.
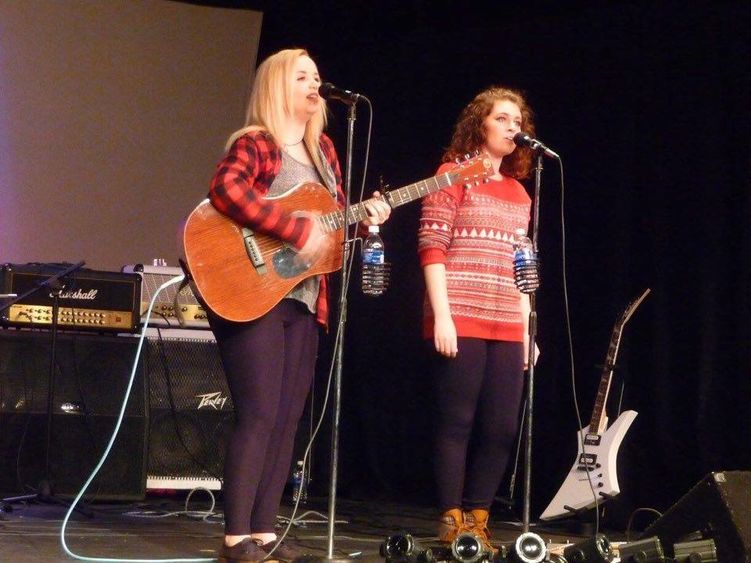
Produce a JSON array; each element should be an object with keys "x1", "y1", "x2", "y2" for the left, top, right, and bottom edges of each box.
[
  {"x1": 513, "y1": 132, "x2": 560, "y2": 159},
  {"x1": 319, "y1": 82, "x2": 362, "y2": 104}
]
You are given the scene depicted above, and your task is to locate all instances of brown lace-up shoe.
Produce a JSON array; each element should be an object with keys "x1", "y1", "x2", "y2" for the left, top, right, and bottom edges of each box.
[
  {"x1": 438, "y1": 508, "x2": 470, "y2": 543},
  {"x1": 218, "y1": 537, "x2": 267, "y2": 562},
  {"x1": 465, "y1": 508, "x2": 496, "y2": 553},
  {"x1": 258, "y1": 539, "x2": 307, "y2": 561}
]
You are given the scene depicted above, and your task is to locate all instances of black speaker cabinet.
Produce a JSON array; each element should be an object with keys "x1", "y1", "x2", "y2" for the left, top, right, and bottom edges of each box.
[
  {"x1": 642, "y1": 471, "x2": 751, "y2": 561},
  {"x1": 0, "y1": 329, "x2": 147, "y2": 500},
  {"x1": 144, "y1": 328, "x2": 233, "y2": 490}
]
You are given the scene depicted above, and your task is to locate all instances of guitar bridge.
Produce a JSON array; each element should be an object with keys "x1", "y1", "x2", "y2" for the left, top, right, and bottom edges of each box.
[{"x1": 241, "y1": 228, "x2": 267, "y2": 274}]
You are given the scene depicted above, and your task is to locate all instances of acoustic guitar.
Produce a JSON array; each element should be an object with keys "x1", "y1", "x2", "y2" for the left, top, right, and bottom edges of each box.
[{"x1": 180, "y1": 154, "x2": 491, "y2": 322}]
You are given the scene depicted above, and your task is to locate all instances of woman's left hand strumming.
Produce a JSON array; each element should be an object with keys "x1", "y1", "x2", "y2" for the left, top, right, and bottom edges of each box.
[{"x1": 362, "y1": 191, "x2": 391, "y2": 226}]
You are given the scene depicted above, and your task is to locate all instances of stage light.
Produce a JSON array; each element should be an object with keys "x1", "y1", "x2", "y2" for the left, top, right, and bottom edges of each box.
[
  {"x1": 562, "y1": 534, "x2": 613, "y2": 562},
  {"x1": 380, "y1": 533, "x2": 434, "y2": 563},
  {"x1": 672, "y1": 539, "x2": 717, "y2": 562},
  {"x1": 618, "y1": 536, "x2": 665, "y2": 562},
  {"x1": 509, "y1": 532, "x2": 547, "y2": 563},
  {"x1": 451, "y1": 532, "x2": 494, "y2": 563}
]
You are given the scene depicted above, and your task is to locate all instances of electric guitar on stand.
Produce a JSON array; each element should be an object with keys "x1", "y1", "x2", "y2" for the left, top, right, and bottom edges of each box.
[
  {"x1": 180, "y1": 154, "x2": 491, "y2": 322},
  {"x1": 540, "y1": 288, "x2": 651, "y2": 520}
]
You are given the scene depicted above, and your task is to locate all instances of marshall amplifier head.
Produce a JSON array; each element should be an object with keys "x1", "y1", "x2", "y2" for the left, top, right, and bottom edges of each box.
[{"x1": 1, "y1": 263, "x2": 141, "y2": 333}]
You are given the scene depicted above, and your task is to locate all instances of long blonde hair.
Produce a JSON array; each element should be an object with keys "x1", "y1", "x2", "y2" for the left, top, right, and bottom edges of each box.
[{"x1": 227, "y1": 48, "x2": 328, "y2": 172}]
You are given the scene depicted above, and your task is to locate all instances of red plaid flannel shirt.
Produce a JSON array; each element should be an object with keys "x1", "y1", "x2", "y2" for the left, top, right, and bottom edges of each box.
[{"x1": 208, "y1": 129, "x2": 344, "y2": 326}]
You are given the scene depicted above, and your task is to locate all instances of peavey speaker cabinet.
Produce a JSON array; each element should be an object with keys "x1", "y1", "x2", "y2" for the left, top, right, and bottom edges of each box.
[
  {"x1": 143, "y1": 328, "x2": 232, "y2": 490},
  {"x1": 0, "y1": 329, "x2": 147, "y2": 500}
]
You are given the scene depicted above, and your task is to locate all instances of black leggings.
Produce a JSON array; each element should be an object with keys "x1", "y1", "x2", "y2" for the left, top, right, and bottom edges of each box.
[
  {"x1": 433, "y1": 337, "x2": 525, "y2": 510},
  {"x1": 209, "y1": 299, "x2": 319, "y2": 535}
]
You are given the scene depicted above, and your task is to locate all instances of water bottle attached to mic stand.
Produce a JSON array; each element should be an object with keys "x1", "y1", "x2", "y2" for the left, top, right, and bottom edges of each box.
[
  {"x1": 513, "y1": 228, "x2": 540, "y2": 294},
  {"x1": 361, "y1": 225, "x2": 390, "y2": 296},
  {"x1": 291, "y1": 460, "x2": 307, "y2": 506}
]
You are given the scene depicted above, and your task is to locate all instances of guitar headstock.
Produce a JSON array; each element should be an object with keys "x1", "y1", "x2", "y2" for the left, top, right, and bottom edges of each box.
[
  {"x1": 447, "y1": 153, "x2": 493, "y2": 187},
  {"x1": 619, "y1": 288, "x2": 651, "y2": 327}
]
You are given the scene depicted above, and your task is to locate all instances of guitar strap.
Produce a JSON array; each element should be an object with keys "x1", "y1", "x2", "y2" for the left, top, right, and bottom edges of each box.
[
  {"x1": 175, "y1": 258, "x2": 194, "y2": 328},
  {"x1": 312, "y1": 144, "x2": 338, "y2": 198}
]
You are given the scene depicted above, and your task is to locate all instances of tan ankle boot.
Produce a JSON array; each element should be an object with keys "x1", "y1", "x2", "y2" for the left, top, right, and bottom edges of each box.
[
  {"x1": 466, "y1": 508, "x2": 495, "y2": 551},
  {"x1": 438, "y1": 508, "x2": 467, "y2": 543}
]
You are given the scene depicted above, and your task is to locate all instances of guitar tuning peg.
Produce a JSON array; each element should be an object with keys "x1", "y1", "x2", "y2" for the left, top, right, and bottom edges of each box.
[
  {"x1": 464, "y1": 153, "x2": 471, "y2": 160},
  {"x1": 455, "y1": 157, "x2": 461, "y2": 164},
  {"x1": 464, "y1": 183, "x2": 473, "y2": 190},
  {"x1": 474, "y1": 149, "x2": 480, "y2": 156}
]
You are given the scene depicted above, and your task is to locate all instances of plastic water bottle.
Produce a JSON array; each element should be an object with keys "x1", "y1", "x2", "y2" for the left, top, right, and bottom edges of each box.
[
  {"x1": 362, "y1": 225, "x2": 388, "y2": 296},
  {"x1": 512, "y1": 228, "x2": 540, "y2": 294},
  {"x1": 291, "y1": 460, "x2": 305, "y2": 504}
]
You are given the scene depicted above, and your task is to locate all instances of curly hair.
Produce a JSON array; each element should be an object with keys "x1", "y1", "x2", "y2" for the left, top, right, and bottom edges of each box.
[{"x1": 443, "y1": 86, "x2": 536, "y2": 180}]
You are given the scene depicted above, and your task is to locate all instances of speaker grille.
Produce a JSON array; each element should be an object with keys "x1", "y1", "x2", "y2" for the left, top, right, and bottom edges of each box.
[
  {"x1": 0, "y1": 329, "x2": 147, "y2": 500},
  {"x1": 144, "y1": 329, "x2": 232, "y2": 489}
]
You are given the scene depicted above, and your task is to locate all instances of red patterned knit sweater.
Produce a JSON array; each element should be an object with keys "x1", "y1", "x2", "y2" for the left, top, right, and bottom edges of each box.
[{"x1": 418, "y1": 162, "x2": 531, "y2": 342}]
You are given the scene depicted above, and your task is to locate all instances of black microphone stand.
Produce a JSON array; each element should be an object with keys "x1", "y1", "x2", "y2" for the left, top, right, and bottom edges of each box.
[
  {"x1": 321, "y1": 99, "x2": 360, "y2": 563},
  {"x1": 521, "y1": 151, "x2": 543, "y2": 533},
  {"x1": 1, "y1": 261, "x2": 93, "y2": 517}
]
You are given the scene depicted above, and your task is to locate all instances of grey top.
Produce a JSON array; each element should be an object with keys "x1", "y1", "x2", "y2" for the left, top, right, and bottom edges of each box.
[{"x1": 267, "y1": 150, "x2": 323, "y2": 314}]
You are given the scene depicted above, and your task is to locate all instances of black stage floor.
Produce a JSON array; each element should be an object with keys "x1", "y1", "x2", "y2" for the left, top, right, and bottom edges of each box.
[{"x1": 0, "y1": 493, "x2": 626, "y2": 562}]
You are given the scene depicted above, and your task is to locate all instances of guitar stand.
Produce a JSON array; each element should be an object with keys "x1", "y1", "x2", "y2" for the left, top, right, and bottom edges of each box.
[
  {"x1": 540, "y1": 492, "x2": 617, "y2": 537},
  {"x1": 538, "y1": 505, "x2": 603, "y2": 538},
  {"x1": 560, "y1": 491, "x2": 614, "y2": 518}
]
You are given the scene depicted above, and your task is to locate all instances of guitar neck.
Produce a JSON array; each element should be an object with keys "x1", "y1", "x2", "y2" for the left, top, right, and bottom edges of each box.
[
  {"x1": 589, "y1": 325, "x2": 624, "y2": 434},
  {"x1": 318, "y1": 170, "x2": 456, "y2": 233},
  {"x1": 588, "y1": 289, "x2": 650, "y2": 434}
]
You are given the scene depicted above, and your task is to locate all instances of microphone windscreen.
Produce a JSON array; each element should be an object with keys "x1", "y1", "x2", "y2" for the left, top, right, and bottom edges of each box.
[
  {"x1": 319, "y1": 82, "x2": 335, "y2": 98},
  {"x1": 513, "y1": 132, "x2": 531, "y2": 147}
]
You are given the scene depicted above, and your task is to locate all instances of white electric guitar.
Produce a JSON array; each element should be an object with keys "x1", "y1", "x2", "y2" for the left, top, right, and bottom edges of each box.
[{"x1": 540, "y1": 289, "x2": 651, "y2": 520}]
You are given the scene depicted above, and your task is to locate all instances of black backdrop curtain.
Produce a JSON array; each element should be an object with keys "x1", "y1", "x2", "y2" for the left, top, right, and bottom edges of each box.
[{"x1": 217, "y1": 0, "x2": 751, "y2": 527}]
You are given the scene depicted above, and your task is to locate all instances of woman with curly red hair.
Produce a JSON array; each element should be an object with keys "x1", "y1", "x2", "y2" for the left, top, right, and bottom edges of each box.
[{"x1": 418, "y1": 86, "x2": 539, "y2": 549}]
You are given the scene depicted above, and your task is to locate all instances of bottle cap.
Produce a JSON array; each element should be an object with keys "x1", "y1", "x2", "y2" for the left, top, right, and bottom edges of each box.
[{"x1": 368, "y1": 225, "x2": 380, "y2": 233}]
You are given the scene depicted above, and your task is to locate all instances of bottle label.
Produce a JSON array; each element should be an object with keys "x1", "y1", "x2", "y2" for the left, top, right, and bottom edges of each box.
[
  {"x1": 514, "y1": 248, "x2": 535, "y2": 262},
  {"x1": 362, "y1": 249, "x2": 384, "y2": 264}
]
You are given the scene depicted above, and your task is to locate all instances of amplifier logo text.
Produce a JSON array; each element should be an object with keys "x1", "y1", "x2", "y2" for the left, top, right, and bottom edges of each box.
[
  {"x1": 196, "y1": 392, "x2": 228, "y2": 410},
  {"x1": 54, "y1": 288, "x2": 99, "y2": 300}
]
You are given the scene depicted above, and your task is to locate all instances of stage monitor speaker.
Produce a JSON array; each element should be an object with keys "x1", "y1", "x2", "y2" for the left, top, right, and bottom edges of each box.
[
  {"x1": 642, "y1": 471, "x2": 751, "y2": 562},
  {"x1": 0, "y1": 329, "x2": 147, "y2": 500},
  {"x1": 144, "y1": 328, "x2": 232, "y2": 490}
]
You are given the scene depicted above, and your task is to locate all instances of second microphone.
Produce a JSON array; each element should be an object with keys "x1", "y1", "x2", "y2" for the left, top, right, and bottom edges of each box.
[{"x1": 319, "y1": 82, "x2": 362, "y2": 104}]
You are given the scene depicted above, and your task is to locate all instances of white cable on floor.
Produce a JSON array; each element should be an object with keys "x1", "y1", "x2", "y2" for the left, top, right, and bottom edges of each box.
[{"x1": 59, "y1": 274, "x2": 215, "y2": 563}]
